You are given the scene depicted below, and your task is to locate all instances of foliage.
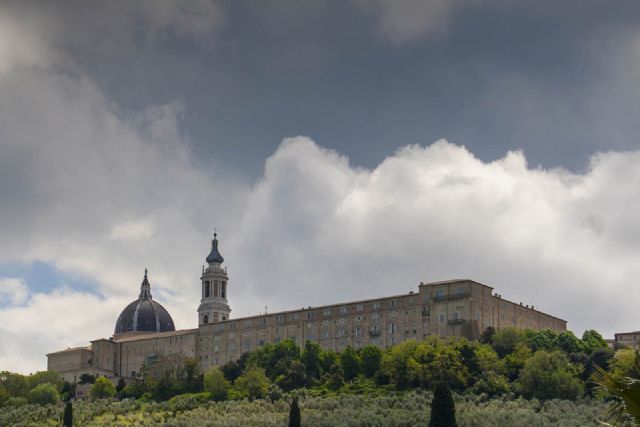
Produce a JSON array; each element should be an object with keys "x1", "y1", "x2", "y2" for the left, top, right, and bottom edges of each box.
[
  {"x1": 63, "y1": 401, "x2": 73, "y2": 427},
  {"x1": 28, "y1": 371, "x2": 64, "y2": 392},
  {"x1": 204, "y1": 367, "x2": 229, "y2": 401},
  {"x1": 90, "y1": 376, "x2": 116, "y2": 400},
  {"x1": 581, "y1": 330, "x2": 609, "y2": 354},
  {"x1": 288, "y1": 396, "x2": 301, "y2": 427},
  {"x1": 234, "y1": 367, "x2": 270, "y2": 400},
  {"x1": 361, "y1": 345, "x2": 382, "y2": 379},
  {"x1": 0, "y1": 371, "x2": 29, "y2": 397},
  {"x1": 302, "y1": 341, "x2": 323, "y2": 380},
  {"x1": 429, "y1": 382, "x2": 458, "y2": 427},
  {"x1": 79, "y1": 373, "x2": 96, "y2": 384},
  {"x1": 518, "y1": 350, "x2": 583, "y2": 400},
  {"x1": 221, "y1": 360, "x2": 243, "y2": 382},
  {"x1": 593, "y1": 349, "x2": 640, "y2": 426},
  {"x1": 492, "y1": 327, "x2": 525, "y2": 357},
  {"x1": 28, "y1": 382, "x2": 60, "y2": 405}
]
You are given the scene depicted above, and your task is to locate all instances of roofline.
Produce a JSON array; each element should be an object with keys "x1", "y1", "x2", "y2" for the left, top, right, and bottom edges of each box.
[
  {"x1": 110, "y1": 328, "x2": 198, "y2": 343},
  {"x1": 46, "y1": 346, "x2": 92, "y2": 356}
]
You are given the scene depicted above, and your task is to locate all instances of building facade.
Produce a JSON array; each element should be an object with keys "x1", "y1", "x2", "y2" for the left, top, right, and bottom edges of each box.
[
  {"x1": 614, "y1": 331, "x2": 640, "y2": 349},
  {"x1": 47, "y1": 236, "x2": 567, "y2": 383}
]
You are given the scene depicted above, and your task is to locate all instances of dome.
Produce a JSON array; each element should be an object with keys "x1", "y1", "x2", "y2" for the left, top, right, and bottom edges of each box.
[
  {"x1": 114, "y1": 270, "x2": 175, "y2": 335},
  {"x1": 206, "y1": 233, "x2": 224, "y2": 264}
]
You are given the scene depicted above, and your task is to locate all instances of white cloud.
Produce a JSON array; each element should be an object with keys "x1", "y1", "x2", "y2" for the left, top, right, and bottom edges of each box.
[
  {"x1": 355, "y1": 0, "x2": 455, "y2": 43},
  {"x1": 0, "y1": 278, "x2": 29, "y2": 306}
]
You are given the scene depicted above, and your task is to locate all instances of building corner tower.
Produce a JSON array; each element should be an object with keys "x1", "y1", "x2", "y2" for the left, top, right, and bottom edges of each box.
[{"x1": 198, "y1": 233, "x2": 231, "y2": 325}]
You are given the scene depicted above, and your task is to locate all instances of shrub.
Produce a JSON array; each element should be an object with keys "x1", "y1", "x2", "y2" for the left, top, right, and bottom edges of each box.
[
  {"x1": 28, "y1": 382, "x2": 59, "y2": 405},
  {"x1": 204, "y1": 367, "x2": 229, "y2": 401},
  {"x1": 234, "y1": 367, "x2": 270, "y2": 400},
  {"x1": 90, "y1": 377, "x2": 116, "y2": 400}
]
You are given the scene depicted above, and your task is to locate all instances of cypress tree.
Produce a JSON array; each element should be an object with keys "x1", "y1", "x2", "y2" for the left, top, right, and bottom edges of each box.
[
  {"x1": 288, "y1": 396, "x2": 301, "y2": 427},
  {"x1": 63, "y1": 401, "x2": 73, "y2": 427},
  {"x1": 429, "y1": 382, "x2": 457, "y2": 427}
]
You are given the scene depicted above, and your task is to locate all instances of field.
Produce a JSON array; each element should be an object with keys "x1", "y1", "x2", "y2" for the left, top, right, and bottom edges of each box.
[{"x1": 0, "y1": 391, "x2": 609, "y2": 427}]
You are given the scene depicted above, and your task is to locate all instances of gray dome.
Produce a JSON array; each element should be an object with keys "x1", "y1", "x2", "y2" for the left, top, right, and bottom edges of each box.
[
  {"x1": 114, "y1": 271, "x2": 175, "y2": 335},
  {"x1": 206, "y1": 233, "x2": 224, "y2": 264}
]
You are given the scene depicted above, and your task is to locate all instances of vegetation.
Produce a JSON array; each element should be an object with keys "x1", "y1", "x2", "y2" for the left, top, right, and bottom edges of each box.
[
  {"x1": 288, "y1": 396, "x2": 301, "y2": 427},
  {"x1": 593, "y1": 349, "x2": 640, "y2": 426},
  {"x1": 429, "y1": 382, "x2": 457, "y2": 427},
  {"x1": 0, "y1": 327, "x2": 636, "y2": 425},
  {"x1": 90, "y1": 377, "x2": 116, "y2": 400}
]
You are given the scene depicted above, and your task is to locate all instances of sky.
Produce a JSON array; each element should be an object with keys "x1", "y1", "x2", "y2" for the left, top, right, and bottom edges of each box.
[{"x1": 1, "y1": 0, "x2": 640, "y2": 374}]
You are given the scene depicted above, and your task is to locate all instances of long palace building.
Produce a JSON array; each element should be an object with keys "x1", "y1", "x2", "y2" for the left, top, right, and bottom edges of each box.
[{"x1": 47, "y1": 235, "x2": 566, "y2": 383}]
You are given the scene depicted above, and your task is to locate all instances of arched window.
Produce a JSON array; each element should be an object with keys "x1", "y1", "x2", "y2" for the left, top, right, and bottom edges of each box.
[
  {"x1": 204, "y1": 281, "x2": 210, "y2": 298},
  {"x1": 203, "y1": 314, "x2": 209, "y2": 324},
  {"x1": 221, "y1": 282, "x2": 226, "y2": 298},
  {"x1": 222, "y1": 315, "x2": 226, "y2": 320}
]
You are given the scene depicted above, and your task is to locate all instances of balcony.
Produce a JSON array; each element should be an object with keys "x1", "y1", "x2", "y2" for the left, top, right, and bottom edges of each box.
[
  {"x1": 433, "y1": 292, "x2": 471, "y2": 303},
  {"x1": 447, "y1": 318, "x2": 465, "y2": 325}
]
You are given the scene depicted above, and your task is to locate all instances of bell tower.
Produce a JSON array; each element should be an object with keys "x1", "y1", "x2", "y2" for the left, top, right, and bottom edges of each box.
[{"x1": 198, "y1": 232, "x2": 231, "y2": 325}]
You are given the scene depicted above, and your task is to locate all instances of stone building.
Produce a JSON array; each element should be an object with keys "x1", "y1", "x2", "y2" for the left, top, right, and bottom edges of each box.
[
  {"x1": 614, "y1": 331, "x2": 640, "y2": 349},
  {"x1": 47, "y1": 235, "x2": 566, "y2": 383}
]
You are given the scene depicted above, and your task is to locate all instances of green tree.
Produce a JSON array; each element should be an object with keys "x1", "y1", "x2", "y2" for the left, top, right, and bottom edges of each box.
[
  {"x1": 28, "y1": 371, "x2": 63, "y2": 392},
  {"x1": 0, "y1": 383, "x2": 9, "y2": 406},
  {"x1": 581, "y1": 330, "x2": 608, "y2": 354},
  {"x1": 0, "y1": 371, "x2": 29, "y2": 397},
  {"x1": 221, "y1": 360, "x2": 242, "y2": 382},
  {"x1": 63, "y1": 401, "x2": 73, "y2": 427},
  {"x1": 408, "y1": 339, "x2": 467, "y2": 390},
  {"x1": 204, "y1": 367, "x2": 229, "y2": 401},
  {"x1": 79, "y1": 373, "x2": 96, "y2": 384},
  {"x1": 381, "y1": 341, "x2": 419, "y2": 388},
  {"x1": 610, "y1": 348, "x2": 640, "y2": 383},
  {"x1": 473, "y1": 344, "x2": 509, "y2": 396},
  {"x1": 518, "y1": 350, "x2": 583, "y2": 400},
  {"x1": 302, "y1": 341, "x2": 323, "y2": 380},
  {"x1": 340, "y1": 346, "x2": 361, "y2": 381},
  {"x1": 277, "y1": 360, "x2": 307, "y2": 391},
  {"x1": 90, "y1": 376, "x2": 116, "y2": 400},
  {"x1": 556, "y1": 331, "x2": 582, "y2": 354},
  {"x1": 429, "y1": 382, "x2": 457, "y2": 427},
  {"x1": 234, "y1": 367, "x2": 270, "y2": 400},
  {"x1": 361, "y1": 345, "x2": 382, "y2": 378},
  {"x1": 524, "y1": 329, "x2": 559, "y2": 352},
  {"x1": 115, "y1": 378, "x2": 126, "y2": 396},
  {"x1": 28, "y1": 382, "x2": 59, "y2": 405},
  {"x1": 492, "y1": 327, "x2": 524, "y2": 357},
  {"x1": 288, "y1": 396, "x2": 301, "y2": 427},
  {"x1": 504, "y1": 343, "x2": 532, "y2": 381},
  {"x1": 593, "y1": 349, "x2": 640, "y2": 426}
]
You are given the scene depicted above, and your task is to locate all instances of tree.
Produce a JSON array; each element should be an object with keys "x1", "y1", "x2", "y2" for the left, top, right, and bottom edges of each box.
[
  {"x1": 593, "y1": 349, "x2": 640, "y2": 426},
  {"x1": 492, "y1": 327, "x2": 524, "y2": 357},
  {"x1": 277, "y1": 360, "x2": 307, "y2": 392},
  {"x1": 340, "y1": 346, "x2": 361, "y2": 381},
  {"x1": 79, "y1": 373, "x2": 96, "y2": 384},
  {"x1": 517, "y1": 350, "x2": 583, "y2": 400},
  {"x1": 429, "y1": 382, "x2": 457, "y2": 427},
  {"x1": 302, "y1": 341, "x2": 323, "y2": 380},
  {"x1": 221, "y1": 360, "x2": 242, "y2": 382},
  {"x1": 556, "y1": 331, "x2": 582, "y2": 354},
  {"x1": 0, "y1": 371, "x2": 29, "y2": 397},
  {"x1": 0, "y1": 383, "x2": 9, "y2": 406},
  {"x1": 204, "y1": 367, "x2": 229, "y2": 401},
  {"x1": 63, "y1": 401, "x2": 73, "y2": 427},
  {"x1": 361, "y1": 345, "x2": 382, "y2": 378},
  {"x1": 115, "y1": 378, "x2": 126, "y2": 396},
  {"x1": 234, "y1": 367, "x2": 270, "y2": 400},
  {"x1": 581, "y1": 330, "x2": 608, "y2": 354},
  {"x1": 288, "y1": 396, "x2": 301, "y2": 427},
  {"x1": 28, "y1": 382, "x2": 59, "y2": 405},
  {"x1": 480, "y1": 327, "x2": 496, "y2": 344},
  {"x1": 90, "y1": 377, "x2": 116, "y2": 400},
  {"x1": 28, "y1": 371, "x2": 63, "y2": 392}
]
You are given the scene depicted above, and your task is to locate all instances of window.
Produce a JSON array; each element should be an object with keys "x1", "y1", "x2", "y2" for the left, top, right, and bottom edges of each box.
[
  {"x1": 356, "y1": 316, "x2": 362, "y2": 321},
  {"x1": 339, "y1": 318, "x2": 345, "y2": 325},
  {"x1": 323, "y1": 330, "x2": 329, "y2": 338},
  {"x1": 214, "y1": 345, "x2": 219, "y2": 352},
  {"x1": 261, "y1": 318, "x2": 267, "y2": 325},
  {"x1": 245, "y1": 320, "x2": 252, "y2": 327},
  {"x1": 389, "y1": 323, "x2": 396, "y2": 334},
  {"x1": 373, "y1": 313, "x2": 379, "y2": 319},
  {"x1": 221, "y1": 282, "x2": 226, "y2": 298},
  {"x1": 323, "y1": 309, "x2": 331, "y2": 316},
  {"x1": 356, "y1": 304, "x2": 363, "y2": 311},
  {"x1": 203, "y1": 315, "x2": 209, "y2": 324},
  {"x1": 307, "y1": 323, "x2": 313, "y2": 328},
  {"x1": 340, "y1": 306, "x2": 347, "y2": 314},
  {"x1": 204, "y1": 281, "x2": 211, "y2": 298},
  {"x1": 323, "y1": 320, "x2": 329, "y2": 326},
  {"x1": 439, "y1": 314, "x2": 445, "y2": 323},
  {"x1": 373, "y1": 302, "x2": 381, "y2": 309},
  {"x1": 391, "y1": 311, "x2": 396, "y2": 317},
  {"x1": 391, "y1": 300, "x2": 397, "y2": 307},
  {"x1": 260, "y1": 329, "x2": 265, "y2": 335},
  {"x1": 307, "y1": 312, "x2": 314, "y2": 320},
  {"x1": 214, "y1": 280, "x2": 219, "y2": 298}
]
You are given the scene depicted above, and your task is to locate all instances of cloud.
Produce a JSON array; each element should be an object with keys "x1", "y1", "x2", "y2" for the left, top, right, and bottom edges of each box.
[
  {"x1": 0, "y1": 278, "x2": 29, "y2": 306},
  {"x1": 355, "y1": 0, "x2": 455, "y2": 43}
]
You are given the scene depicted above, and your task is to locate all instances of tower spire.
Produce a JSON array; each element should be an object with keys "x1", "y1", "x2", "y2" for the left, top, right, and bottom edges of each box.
[
  {"x1": 139, "y1": 268, "x2": 152, "y2": 299},
  {"x1": 206, "y1": 231, "x2": 224, "y2": 264}
]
